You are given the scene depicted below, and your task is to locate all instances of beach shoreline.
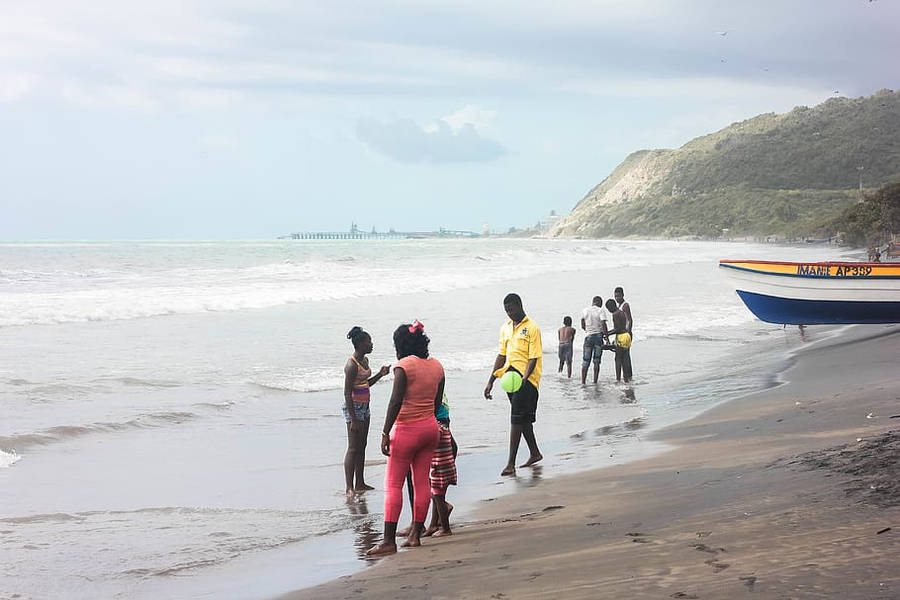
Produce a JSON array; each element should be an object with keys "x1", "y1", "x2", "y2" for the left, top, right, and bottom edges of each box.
[
  {"x1": 286, "y1": 323, "x2": 900, "y2": 599},
  {"x1": 0, "y1": 240, "x2": 875, "y2": 599}
]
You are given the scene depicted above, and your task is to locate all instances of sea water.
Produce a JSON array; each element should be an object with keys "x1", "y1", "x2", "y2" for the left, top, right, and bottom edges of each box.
[{"x1": 0, "y1": 238, "x2": 848, "y2": 599}]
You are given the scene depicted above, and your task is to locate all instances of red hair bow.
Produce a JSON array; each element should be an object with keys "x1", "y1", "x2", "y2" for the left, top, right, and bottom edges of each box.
[{"x1": 408, "y1": 319, "x2": 424, "y2": 333}]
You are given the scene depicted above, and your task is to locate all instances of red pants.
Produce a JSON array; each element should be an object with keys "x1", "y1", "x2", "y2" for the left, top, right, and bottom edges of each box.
[{"x1": 384, "y1": 418, "x2": 439, "y2": 523}]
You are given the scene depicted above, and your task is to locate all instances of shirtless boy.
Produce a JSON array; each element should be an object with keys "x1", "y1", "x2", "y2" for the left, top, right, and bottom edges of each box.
[{"x1": 557, "y1": 316, "x2": 576, "y2": 378}]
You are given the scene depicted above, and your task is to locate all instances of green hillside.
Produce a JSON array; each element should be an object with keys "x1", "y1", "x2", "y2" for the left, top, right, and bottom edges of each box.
[{"x1": 553, "y1": 89, "x2": 900, "y2": 239}]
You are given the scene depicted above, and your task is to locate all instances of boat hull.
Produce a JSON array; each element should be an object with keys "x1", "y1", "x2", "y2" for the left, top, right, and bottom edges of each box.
[
  {"x1": 720, "y1": 260, "x2": 900, "y2": 325},
  {"x1": 735, "y1": 290, "x2": 900, "y2": 325}
]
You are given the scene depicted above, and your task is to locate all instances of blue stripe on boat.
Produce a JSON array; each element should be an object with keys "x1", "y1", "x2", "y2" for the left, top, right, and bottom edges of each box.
[{"x1": 736, "y1": 290, "x2": 900, "y2": 325}]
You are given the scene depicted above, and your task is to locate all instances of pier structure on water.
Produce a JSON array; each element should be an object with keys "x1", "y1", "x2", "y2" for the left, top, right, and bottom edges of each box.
[{"x1": 289, "y1": 223, "x2": 479, "y2": 240}]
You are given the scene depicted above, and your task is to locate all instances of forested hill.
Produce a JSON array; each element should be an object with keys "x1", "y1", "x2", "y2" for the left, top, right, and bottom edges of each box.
[{"x1": 552, "y1": 89, "x2": 900, "y2": 239}]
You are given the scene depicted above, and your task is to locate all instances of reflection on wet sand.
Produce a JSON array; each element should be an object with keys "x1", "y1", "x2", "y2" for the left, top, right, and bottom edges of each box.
[
  {"x1": 621, "y1": 387, "x2": 636, "y2": 403},
  {"x1": 347, "y1": 495, "x2": 380, "y2": 561},
  {"x1": 595, "y1": 425, "x2": 615, "y2": 436},
  {"x1": 514, "y1": 464, "x2": 543, "y2": 488},
  {"x1": 624, "y1": 417, "x2": 645, "y2": 431}
]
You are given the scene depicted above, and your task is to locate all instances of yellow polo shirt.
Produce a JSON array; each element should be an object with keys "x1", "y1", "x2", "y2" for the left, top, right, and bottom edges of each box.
[{"x1": 494, "y1": 316, "x2": 543, "y2": 388}]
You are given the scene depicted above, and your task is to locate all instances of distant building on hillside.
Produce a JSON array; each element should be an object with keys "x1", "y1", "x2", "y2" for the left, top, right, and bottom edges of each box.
[{"x1": 539, "y1": 210, "x2": 562, "y2": 234}]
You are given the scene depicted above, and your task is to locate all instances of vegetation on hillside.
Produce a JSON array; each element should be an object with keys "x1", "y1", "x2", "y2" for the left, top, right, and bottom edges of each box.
[
  {"x1": 836, "y1": 182, "x2": 900, "y2": 247},
  {"x1": 571, "y1": 188, "x2": 855, "y2": 239},
  {"x1": 553, "y1": 89, "x2": 900, "y2": 240}
]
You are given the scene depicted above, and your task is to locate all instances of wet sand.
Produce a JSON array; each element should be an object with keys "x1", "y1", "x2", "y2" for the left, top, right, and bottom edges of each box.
[{"x1": 286, "y1": 325, "x2": 900, "y2": 599}]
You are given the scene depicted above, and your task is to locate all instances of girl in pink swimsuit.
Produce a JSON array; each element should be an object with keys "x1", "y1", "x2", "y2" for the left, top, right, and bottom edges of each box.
[
  {"x1": 343, "y1": 326, "x2": 390, "y2": 497},
  {"x1": 367, "y1": 320, "x2": 445, "y2": 555}
]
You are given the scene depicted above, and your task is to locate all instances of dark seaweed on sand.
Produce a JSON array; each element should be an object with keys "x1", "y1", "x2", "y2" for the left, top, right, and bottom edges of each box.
[{"x1": 780, "y1": 430, "x2": 900, "y2": 507}]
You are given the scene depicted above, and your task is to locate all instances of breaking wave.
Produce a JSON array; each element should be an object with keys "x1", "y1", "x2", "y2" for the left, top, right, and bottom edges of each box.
[{"x1": 0, "y1": 411, "x2": 200, "y2": 452}]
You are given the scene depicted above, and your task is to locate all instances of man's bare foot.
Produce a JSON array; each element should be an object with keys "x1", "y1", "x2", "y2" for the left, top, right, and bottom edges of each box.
[
  {"x1": 422, "y1": 525, "x2": 439, "y2": 537},
  {"x1": 354, "y1": 483, "x2": 375, "y2": 492},
  {"x1": 345, "y1": 488, "x2": 356, "y2": 498},
  {"x1": 500, "y1": 465, "x2": 516, "y2": 476},
  {"x1": 397, "y1": 525, "x2": 412, "y2": 537},
  {"x1": 519, "y1": 453, "x2": 543, "y2": 468},
  {"x1": 366, "y1": 542, "x2": 397, "y2": 556},
  {"x1": 432, "y1": 529, "x2": 453, "y2": 537}
]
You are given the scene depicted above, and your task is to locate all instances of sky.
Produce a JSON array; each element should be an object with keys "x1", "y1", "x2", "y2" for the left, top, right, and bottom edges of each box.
[{"x1": 1, "y1": 0, "x2": 898, "y2": 239}]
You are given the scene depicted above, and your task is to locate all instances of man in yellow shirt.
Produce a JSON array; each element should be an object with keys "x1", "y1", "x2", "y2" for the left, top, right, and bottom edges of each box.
[{"x1": 484, "y1": 293, "x2": 543, "y2": 476}]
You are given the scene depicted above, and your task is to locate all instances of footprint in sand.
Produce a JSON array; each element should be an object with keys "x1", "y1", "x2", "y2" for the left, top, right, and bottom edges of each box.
[
  {"x1": 626, "y1": 532, "x2": 651, "y2": 543},
  {"x1": 705, "y1": 558, "x2": 730, "y2": 572},
  {"x1": 670, "y1": 593, "x2": 699, "y2": 599},
  {"x1": 690, "y1": 542, "x2": 725, "y2": 554}
]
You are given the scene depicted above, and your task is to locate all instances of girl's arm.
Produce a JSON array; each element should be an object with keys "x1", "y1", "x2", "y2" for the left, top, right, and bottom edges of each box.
[
  {"x1": 367, "y1": 364, "x2": 390, "y2": 386},
  {"x1": 623, "y1": 303, "x2": 633, "y2": 334},
  {"x1": 344, "y1": 360, "x2": 360, "y2": 426},
  {"x1": 380, "y1": 367, "x2": 407, "y2": 455},
  {"x1": 433, "y1": 376, "x2": 446, "y2": 416}
]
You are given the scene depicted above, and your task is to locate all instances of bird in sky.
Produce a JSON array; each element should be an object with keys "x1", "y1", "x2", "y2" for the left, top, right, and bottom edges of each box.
[{"x1": 716, "y1": 31, "x2": 728, "y2": 36}]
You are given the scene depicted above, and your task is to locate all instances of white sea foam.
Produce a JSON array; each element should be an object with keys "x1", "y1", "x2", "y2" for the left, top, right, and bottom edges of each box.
[
  {"x1": 0, "y1": 448, "x2": 21, "y2": 468},
  {"x1": 638, "y1": 304, "x2": 756, "y2": 341},
  {"x1": 247, "y1": 347, "x2": 514, "y2": 394},
  {"x1": 249, "y1": 369, "x2": 345, "y2": 393},
  {"x1": 0, "y1": 412, "x2": 201, "y2": 451},
  {"x1": 2, "y1": 239, "x2": 806, "y2": 328}
]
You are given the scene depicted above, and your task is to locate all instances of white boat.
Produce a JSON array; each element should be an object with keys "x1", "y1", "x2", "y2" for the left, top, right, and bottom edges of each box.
[{"x1": 718, "y1": 259, "x2": 900, "y2": 324}]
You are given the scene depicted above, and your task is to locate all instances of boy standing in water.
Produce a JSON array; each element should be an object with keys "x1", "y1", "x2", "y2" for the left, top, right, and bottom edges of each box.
[
  {"x1": 580, "y1": 296, "x2": 609, "y2": 384},
  {"x1": 614, "y1": 286, "x2": 634, "y2": 380},
  {"x1": 614, "y1": 287, "x2": 633, "y2": 335},
  {"x1": 605, "y1": 299, "x2": 633, "y2": 383},
  {"x1": 557, "y1": 316, "x2": 576, "y2": 378}
]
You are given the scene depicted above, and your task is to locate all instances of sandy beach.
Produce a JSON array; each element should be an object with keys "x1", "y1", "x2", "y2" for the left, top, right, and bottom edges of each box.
[{"x1": 289, "y1": 324, "x2": 900, "y2": 600}]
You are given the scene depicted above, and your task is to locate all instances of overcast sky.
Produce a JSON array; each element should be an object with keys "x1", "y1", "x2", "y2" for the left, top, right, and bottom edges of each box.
[{"x1": 1, "y1": 0, "x2": 898, "y2": 239}]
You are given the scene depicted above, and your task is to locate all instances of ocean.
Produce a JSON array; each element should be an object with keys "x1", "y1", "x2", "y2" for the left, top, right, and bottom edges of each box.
[{"x1": 0, "y1": 238, "x2": 849, "y2": 599}]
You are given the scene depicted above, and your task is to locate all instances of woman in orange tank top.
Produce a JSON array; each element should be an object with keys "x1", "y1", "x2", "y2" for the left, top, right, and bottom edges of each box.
[{"x1": 367, "y1": 320, "x2": 444, "y2": 556}]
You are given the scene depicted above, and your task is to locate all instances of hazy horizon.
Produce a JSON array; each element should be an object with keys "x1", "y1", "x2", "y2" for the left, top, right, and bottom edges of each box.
[{"x1": 2, "y1": 1, "x2": 898, "y2": 240}]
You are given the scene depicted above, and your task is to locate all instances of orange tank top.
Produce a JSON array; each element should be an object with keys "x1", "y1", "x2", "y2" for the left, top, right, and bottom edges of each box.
[{"x1": 395, "y1": 356, "x2": 444, "y2": 424}]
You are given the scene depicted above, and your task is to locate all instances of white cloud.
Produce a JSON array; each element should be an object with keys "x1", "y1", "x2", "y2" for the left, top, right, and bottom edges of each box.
[
  {"x1": 175, "y1": 89, "x2": 243, "y2": 109},
  {"x1": 356, "y1": 115, "x2": 507, "y2": 163},
  {"x1": 559, "y1": 76, "x2": 834, "y2": 106},
  {"x1": 199, "y1": 133, "x2": 239, "y2": 155},
  {"x1": 0, "y1": 73, "x2": 36, "y2": 102},
  {"x1": 0, "y1": 0, "x2": 893, "y2": 113},
  {"x1": 60, "y1": 84, "x2": 156, "y2": 111},
  {"x1": 439, "y1": 104, "x2": 498, "y2": 134}
]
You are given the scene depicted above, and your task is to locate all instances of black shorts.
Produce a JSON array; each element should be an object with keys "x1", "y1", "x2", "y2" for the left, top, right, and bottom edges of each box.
[{"x1": 507, "y1": 378, "x2": 539, "y2": 425}]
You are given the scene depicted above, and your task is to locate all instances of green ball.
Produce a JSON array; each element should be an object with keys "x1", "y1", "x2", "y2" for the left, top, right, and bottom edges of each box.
[{"x1": 500, "y1": 370, "x2": 523, "y2": 393}]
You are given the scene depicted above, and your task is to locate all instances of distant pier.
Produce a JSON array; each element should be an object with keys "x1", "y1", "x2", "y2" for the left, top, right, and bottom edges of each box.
[
  {"x1": 290, "y1": 231, "x2": 402, "y2": 240},
  {"x1": 288, "y1": 226, "x2": 479, "y2": 240}
]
